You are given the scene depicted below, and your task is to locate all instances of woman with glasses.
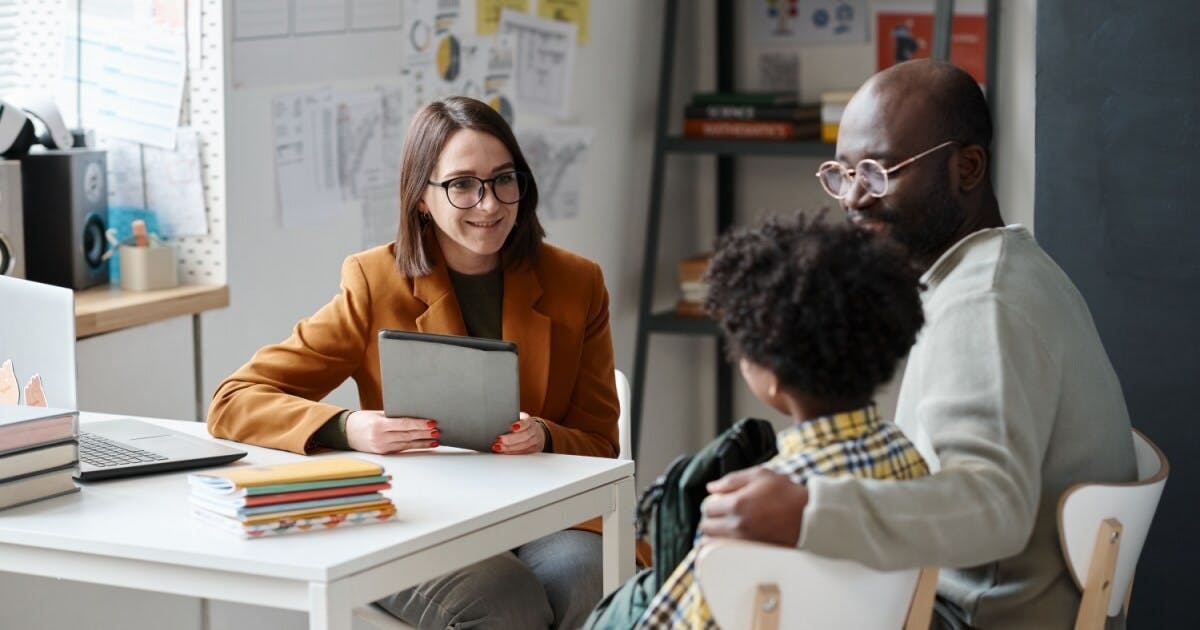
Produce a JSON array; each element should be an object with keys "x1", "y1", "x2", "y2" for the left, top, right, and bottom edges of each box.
[{"x1": 208, "y1": 96, "x2": 630, "y2": 629}]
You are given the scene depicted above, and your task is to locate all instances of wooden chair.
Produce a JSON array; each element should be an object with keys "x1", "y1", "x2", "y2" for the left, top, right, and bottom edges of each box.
[
  {"x1": 353, "y1": 369, "x2": 635, "y2": 629},
  {"x1": 695, "y1": 540, "x2": 938, "y2": 630},
  {"x1": 1057, "y1": 429, "x2": 1168, "y2": 630}
]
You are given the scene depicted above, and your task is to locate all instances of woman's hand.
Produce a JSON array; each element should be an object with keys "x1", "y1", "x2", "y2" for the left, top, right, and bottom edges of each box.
[
  {"x1": 494, "y1": 412, "x2": 546, "y2": 455},
  {"x1": 345, "y1": 411, "x2": 439, "y2": 454}
]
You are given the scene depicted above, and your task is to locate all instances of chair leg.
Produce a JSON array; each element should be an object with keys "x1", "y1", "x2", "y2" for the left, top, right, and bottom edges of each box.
[
  {"x1": 1075, "y1": 518, "x2": 1123, "y2": 630},
  {"x1": 905, "y1": 567, "x2": 939, "y2": 630},
  {"x1": 1122, "y1": 573, "x2": 1134, "y2": 617},
  {"x1": 750, "y1": 583, "x2": 781, "y2": 630}
]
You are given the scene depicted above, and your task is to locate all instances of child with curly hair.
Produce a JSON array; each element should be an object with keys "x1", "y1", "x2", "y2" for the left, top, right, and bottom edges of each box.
[{"x1": 636, "y1": 212, "x2": 931, "y2": 629}]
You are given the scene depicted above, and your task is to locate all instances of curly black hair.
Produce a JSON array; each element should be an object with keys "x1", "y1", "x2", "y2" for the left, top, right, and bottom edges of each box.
[{"x1": 704, "y1": 212, "x2": 925, "y2": 403}]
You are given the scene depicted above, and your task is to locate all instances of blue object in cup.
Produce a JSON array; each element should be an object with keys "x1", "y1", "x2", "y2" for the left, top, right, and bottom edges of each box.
[{"x1": 106, "y1": 207, "x2": 162, "y2": 284}]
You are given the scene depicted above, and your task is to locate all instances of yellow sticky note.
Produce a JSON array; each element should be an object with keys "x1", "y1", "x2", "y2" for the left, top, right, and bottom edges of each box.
[
  {"x1": 538, "y1": 0, "x2": 590, "y2": 45},
  {"x1": 478, "y1": 0, "x2": 530, "y2": 35}
]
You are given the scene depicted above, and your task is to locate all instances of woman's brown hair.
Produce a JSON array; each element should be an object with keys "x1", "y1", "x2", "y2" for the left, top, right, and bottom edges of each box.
[{"x1": 395, "y1": 96, "x2": 543, "y2": 276}]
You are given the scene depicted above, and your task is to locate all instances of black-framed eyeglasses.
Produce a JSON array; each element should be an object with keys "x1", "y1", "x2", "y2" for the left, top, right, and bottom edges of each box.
[
  {"x1": 815, "y1": 140, "x2": 959, "y2": 200},
  {"x1": 427, "y1": 171, "x2": 531, "y2": 209}
]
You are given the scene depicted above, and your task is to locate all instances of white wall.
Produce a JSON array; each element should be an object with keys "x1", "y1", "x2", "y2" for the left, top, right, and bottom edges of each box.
[{"x1": 993, "y1": 0, "x2": 1036, "y2": 231}]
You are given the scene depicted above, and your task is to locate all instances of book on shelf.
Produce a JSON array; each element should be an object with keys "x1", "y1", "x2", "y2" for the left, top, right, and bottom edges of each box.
[
  {"x1": 675, "y1": 254, "x2": 712, "y2": 318},
  {"x1": 691, "y1": 91, "x2": 799, "y2": 106},
  {"x1": 682, "y1": 118, "x2": 821, "y2": 141},
  {"x1": 189, "y1": 456, "x2": 396, "y2": 537},
  {"x1": 0, "y1": 463, "x2": 79, "y2": 511},
  {"x1": 0, "y1": 439, "x2": 77, "y2": 481},
  {"x1": 683, "y1": 103, "x2": 820, "y2": 122},
  {"x1": 0, "y1": 406, "x2": 78, "y2": 456},
  {"x1": 820, "y1": 90, "x2": 857, "y2": 143}
]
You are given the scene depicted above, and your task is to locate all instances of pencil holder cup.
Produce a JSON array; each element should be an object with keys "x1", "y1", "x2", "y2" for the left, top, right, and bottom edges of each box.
[{"x1": 118, "y1": 244, "x2": 178, "y2": 291}]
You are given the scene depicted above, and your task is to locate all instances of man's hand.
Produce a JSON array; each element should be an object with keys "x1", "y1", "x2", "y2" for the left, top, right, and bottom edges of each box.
[
  {"x1": 698, "y1": 466, "x2": 810, "y2": 547},
  {"x1": 345, "y1": 411, "x2": 439, "y2": 454}
]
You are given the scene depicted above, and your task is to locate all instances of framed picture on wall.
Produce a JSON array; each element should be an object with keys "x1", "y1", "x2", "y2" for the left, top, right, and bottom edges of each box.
[{"x1": 875, "y1": 11, "x2": 988, "y2": 89}]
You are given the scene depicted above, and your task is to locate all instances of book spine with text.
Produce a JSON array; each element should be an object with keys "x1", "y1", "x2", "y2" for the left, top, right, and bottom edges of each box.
[
  {"x1": 691, "y1": 92, "x2": 799, "y2": 106},
  {"x1": 683, "y1": 119, "x2": 816, "y2": 141},
  {"x1": 683, "y1": 104, "x2": 820, "y2": 121}
]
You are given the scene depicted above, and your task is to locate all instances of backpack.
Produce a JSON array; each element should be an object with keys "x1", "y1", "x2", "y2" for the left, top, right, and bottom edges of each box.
[{"x1": 583, "y1": 417, "x2": 778, "y2": 629}]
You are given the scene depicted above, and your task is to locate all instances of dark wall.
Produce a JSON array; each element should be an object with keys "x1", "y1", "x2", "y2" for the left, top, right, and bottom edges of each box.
[{"x1": 1036, "y1": 2, "x2": 1200, "y2": 627}]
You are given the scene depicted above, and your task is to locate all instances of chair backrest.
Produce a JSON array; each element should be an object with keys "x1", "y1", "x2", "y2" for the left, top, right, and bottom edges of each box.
[
  {"x1": 0, "y1": 274, "x2": 77, "y2": 409},
  {"x1": 614, "y1": 368, "x2": 631, "y2": 460},
  {"x1": 1057, "y1": 429, "x2": 1169, "y2": 624},
  {"x1": 695, "y1": 539, "x2": 938, "y2": 630}
]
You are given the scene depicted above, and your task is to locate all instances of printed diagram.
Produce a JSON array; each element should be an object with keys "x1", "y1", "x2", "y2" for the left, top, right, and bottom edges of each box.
[
  {"x1": 517, "y1": 127, "x2": 593, "y2": 220},
  {"x1": 337, "y1": 103, "x2": 381, "y2": 199}
]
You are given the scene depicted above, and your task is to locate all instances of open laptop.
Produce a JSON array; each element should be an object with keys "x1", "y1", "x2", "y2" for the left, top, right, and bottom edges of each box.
[{"x1": 0, "y1": 274, "x2": 245, "y2": 481}]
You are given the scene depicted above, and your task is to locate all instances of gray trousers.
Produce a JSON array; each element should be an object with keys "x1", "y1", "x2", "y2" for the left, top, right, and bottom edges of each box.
[{"x1": 376, "y1": 530, "x2": 603, "y2": 630}]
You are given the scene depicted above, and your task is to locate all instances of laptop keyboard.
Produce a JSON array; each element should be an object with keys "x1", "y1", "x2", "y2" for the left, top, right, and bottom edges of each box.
[{"x1": 79, "y1": 432, "x2": 169, "y2": 468}]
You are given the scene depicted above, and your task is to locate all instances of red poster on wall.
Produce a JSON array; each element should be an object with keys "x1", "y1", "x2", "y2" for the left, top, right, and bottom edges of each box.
[{"x1": 876, "y1": 12, "x2": 987, "y2": 87}]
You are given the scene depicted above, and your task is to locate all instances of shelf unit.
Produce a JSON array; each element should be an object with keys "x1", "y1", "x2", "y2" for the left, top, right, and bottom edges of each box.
[{"x1": 630, "y1": 0, "x2": 980, "y2": 458}]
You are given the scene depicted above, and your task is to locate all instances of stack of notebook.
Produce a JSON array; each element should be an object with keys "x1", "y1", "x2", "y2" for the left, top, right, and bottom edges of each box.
[
  {"x1": 0, "y1": 406, "x2": 79, "y2": 511},
  {"x1": 188, "y1": 456, "x2": 396, "y2": 538}
]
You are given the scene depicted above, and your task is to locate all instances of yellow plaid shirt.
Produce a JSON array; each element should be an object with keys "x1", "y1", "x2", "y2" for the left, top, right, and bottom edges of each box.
[{"x1": 636, "y1": 404, "x2": 931, "y2": 629}]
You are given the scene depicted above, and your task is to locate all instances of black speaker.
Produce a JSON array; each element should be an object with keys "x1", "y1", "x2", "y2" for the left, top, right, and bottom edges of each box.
[
  {"x1": 21, "y1": 148, "x2": 109, "y2": 289},
  {"x1": 0, "y1": 160, "x2": 23, "y2": 277}
]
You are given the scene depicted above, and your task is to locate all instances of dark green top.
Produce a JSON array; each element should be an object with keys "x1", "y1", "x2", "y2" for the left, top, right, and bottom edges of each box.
[
  {"x1": 312, "y1": 266, "x2": 504, "y2": 450},
  {"x1": 447, "y1": 266, "x2": 504, "y2": 340}
]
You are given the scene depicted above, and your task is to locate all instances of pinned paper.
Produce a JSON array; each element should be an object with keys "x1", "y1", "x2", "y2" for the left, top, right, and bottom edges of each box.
[
  {"x1": 0, "y1": 359, "x2": 17, "y2": 405},
  {"x1": 478, "y1": 0, "x2": 529, "y2": 35},
  {"x1": 273, "y1": 88, "x2": 343, "y2": 228},
  {"x1": 537, "y1": 0, "x2": 590, "y2": 45},
  {"x1": 515, "y1": 126, "x2": 594, "y2": 220},
  {"x1": 23, "y1": 374, "x2": 46, "y2": 407},
  {"x1": 143, "y1": 127, "x2": 209, "y2": 237},
  {"x1": 499, "y1": 9, "x2": 577, "y2": 120}
]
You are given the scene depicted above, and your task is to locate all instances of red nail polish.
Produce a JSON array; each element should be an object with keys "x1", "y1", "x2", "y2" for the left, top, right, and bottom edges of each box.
[
  {"x1": 430, "y1": 441, "x2": 439, "y2": 448},
  {"x1": 426, "y1": 420, "x2": 437, "y2": 428},
  {"x1": 511, "y1": 422, "x2": 521, "y2": 432},
  {"x1": 431, "y1": 429, "x2": 440, "y2": 438},
  {"x1": 492, "y1": 443, "x2": 502, "y2": 452}
]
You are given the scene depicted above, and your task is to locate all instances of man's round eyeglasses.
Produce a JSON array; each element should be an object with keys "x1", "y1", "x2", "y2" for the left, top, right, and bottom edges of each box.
[
  {"x1": 815, "y1": 140, "x2": 959, "y2": 200},
  {"x1": 427, "y1": 171, "x2": 530, "y2": 209}
]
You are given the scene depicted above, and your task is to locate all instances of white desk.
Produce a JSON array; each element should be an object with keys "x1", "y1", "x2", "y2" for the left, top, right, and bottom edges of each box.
[{"x1": 0, "y1": 414, "x2": 636, "y2": 630}]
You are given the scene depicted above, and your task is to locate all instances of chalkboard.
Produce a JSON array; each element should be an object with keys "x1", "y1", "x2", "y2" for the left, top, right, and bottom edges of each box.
[{"x1": 1037, "y1": 3, "x2": 1200, "y2": 627}]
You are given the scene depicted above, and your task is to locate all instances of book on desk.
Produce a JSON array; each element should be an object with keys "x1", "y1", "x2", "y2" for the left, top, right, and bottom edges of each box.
[
  {"x1": 0, "y1": 405, "x2": 79, "y2": 511},
  {"x1": 188, "y1": 456, "x2": 396, "y2": 538}
]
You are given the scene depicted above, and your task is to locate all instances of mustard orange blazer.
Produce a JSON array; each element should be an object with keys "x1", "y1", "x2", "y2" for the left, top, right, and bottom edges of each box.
[{"x1": 208, "y1": 241, "x2": 619, "y2": 458}]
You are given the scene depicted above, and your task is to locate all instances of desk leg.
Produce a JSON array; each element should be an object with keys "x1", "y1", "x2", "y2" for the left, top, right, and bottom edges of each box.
[
  {"x1": 602, "y1": 475, "x2": 636, "y2": 594},
  {"x1": 193, "y1": 313, "x2": 204, "y2": 422},
  {"x1": 309, "y1": 582, "x2": 353, "y2": 630}
]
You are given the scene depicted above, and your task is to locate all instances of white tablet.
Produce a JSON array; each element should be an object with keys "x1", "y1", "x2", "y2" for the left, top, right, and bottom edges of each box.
[{"x1": 378, "y1": 329, "x2": 519, "y2": 452}]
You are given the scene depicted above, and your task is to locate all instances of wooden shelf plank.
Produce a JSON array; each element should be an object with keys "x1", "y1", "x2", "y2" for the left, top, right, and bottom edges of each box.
[
  {"x1": 646, "y1": 310, "x2": 720, "y2": 336},
  {"x1": 74, "y1": 283, "x2": 230, "y2": 339}
]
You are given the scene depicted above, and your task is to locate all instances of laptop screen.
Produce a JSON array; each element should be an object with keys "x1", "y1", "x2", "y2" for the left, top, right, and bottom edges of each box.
[{"x1": 0, "y1": 275, "x2": 78, "y2": 409}]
